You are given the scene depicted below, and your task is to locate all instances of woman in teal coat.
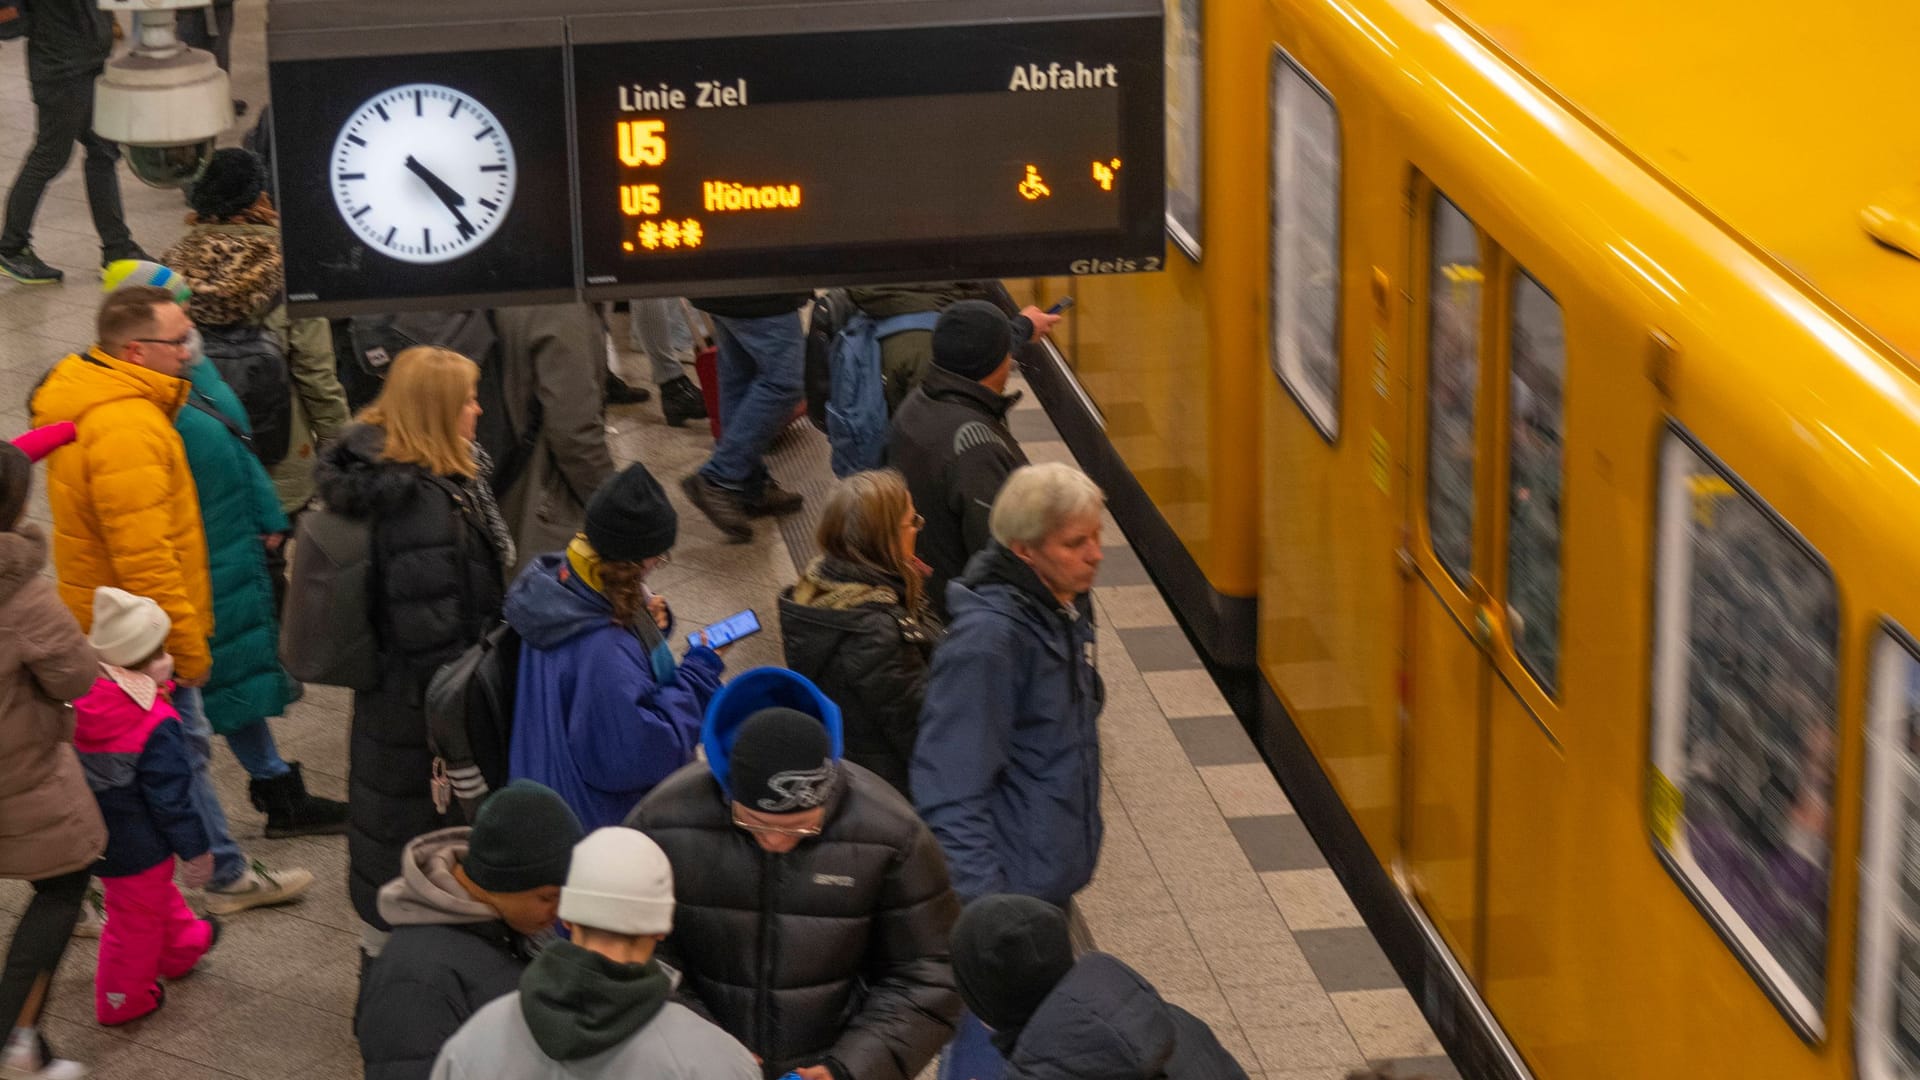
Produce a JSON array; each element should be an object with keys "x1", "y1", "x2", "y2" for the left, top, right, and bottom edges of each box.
[{"x1": 174, "y1": 354, "x2": 349, "y2": 838}]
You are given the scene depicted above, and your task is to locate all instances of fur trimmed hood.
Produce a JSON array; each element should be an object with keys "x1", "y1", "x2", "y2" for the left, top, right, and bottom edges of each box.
[{"x1": 0, "y1": 526, "x2": 49, "y2": 608}]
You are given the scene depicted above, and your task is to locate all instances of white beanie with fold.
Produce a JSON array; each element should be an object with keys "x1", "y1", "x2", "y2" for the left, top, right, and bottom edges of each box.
[
  {"x1": 558, "y1": 827, "x2": 675, "y2": 936},
  {"x1": 89, "y1": 587, "x2": 170, "y2": 668}
]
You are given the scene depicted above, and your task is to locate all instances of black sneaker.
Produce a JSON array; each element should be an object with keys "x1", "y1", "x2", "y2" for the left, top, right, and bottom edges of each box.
[
  {"x1": 100, "y1": 243, "x2": 153, "y2": 271},
  {"x1": 680, "y1": 473, "x2": 753, "y2": 543},
  {"x1": 746, "y1": 478, "x2": 804, "y2": 517},
  {"x1": 660, "y1": 375, "x2": 707, "y2": 427},
  {"x1": 604, "y1": 370, "x2": 653, "y2": 406},
  {"x1": 0, "y1": 248, "x2": 62, "y2": 285}
]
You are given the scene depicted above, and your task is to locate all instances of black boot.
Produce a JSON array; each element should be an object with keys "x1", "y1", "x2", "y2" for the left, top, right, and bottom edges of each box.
[
  {"x1": 248, "y1": 761, "x2": 350, "y2": 839},
  {"x1": 660, "y1": 375, "x2": 707, "y2": 427},
  {"x1": 605, "y1": 369, "x2": 653, "y2": 405}
]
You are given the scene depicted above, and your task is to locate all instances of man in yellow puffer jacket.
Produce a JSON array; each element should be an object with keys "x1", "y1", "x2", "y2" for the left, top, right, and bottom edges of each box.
[{"x1": 29, "y1": 285, "x2": 213, "y2": 682}]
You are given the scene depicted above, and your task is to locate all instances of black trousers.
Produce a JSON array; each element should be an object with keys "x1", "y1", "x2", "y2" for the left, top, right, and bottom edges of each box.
[
  {"x1": 0, "y1": 869, "x2": 89, "y2": 1034},
  {"x1": 176, "y1": 1, "x2": 236, "y2": 74},
  {"x1": 0, "y1": 74, "x2": 132, "y2": 256}
]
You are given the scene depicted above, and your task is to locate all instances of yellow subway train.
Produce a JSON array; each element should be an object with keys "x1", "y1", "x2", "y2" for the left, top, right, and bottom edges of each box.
[{"x1": 1010, "y1": 0, "x2": 1920, "y2": 1076}]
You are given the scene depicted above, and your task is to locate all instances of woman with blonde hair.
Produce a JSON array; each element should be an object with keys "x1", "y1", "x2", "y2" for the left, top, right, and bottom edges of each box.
[
  {"x1": 779, "y1": 469, "x2": 941, "y2": 797},
  {"x1": 313, "y1": 346, "x2": 515, "y2": 957}
]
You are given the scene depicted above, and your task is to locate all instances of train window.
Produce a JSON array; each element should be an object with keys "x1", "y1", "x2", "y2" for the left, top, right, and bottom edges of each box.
[
  {"x1": 1856, "y1": 630, "x2": 1920, "y2": 1079},
  {"x1": 1504, "y1": 272, "x2": 1565, "y2": 690},
  {"x1": 1426, "y1": 194, "x2": 1481, "y2": 585},
  {"x1": 1648, "y1": 430, "x2": 1838, "y2": 1038},
  {"x1": 1165, "y1": 0, "x2": 1202, "y2": 259},
  {"x1": 1267, "y1": 48, "x2": 1341, "y2": 441}
]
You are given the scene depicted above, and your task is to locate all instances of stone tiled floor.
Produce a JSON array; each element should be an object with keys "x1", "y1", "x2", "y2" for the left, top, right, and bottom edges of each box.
[{"x1": 0, "y1": 3, "x2": 1462, "y2": 1077}]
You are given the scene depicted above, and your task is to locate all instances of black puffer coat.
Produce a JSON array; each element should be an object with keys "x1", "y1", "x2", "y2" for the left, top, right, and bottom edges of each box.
[
  {"x1": 1003, "y1": 953, "x2": 1249, "y2": 1080},
  {"x1": 626, "y1": 667, "x2": 962, "y2": 1080},
  {"x1": 314, "y1": 424, "x2": 507, "y2": 929},
  {"x1": 778, "y1": 557, "x2": 940, "y2": 797}
]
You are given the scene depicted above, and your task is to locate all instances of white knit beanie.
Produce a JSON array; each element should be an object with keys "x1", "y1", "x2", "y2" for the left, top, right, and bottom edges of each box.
[
  {"x1": 89, "y1": 587, "x2": 170, "y2": 668},
  {"x1": 558, "y1": 827, "x2": 675, "y2": 936}
]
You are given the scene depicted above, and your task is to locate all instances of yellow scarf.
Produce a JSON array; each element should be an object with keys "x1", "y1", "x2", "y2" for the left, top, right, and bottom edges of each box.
[{"x1": 566, "y1": 534, "x2": 605, "y2": 595}]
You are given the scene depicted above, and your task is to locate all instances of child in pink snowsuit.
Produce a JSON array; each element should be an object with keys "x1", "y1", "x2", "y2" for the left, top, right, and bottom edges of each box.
[{"x1": 72, "y1": 587, "x2": 218, "y2": 1025}]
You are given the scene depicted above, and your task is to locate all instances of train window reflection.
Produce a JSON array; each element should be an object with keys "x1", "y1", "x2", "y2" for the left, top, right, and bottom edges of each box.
[
  {"x1": 1267, "y1": 48, "x2": 1340, "y2": 440},
  {"x1": 1648, "y1": 431, "x2": 1838, "y2": 1038},
  {"x1": 1426, "y1": 194, "x2": 1480, "y2": 586},
  {"x1": 1505, "y1": 271, "x2": 1564, "y2": 690},
  {"x1": 1855, "y1": 631, "x2": 1920, "y2": 1079},
  {"x1": 1165, "y1": 0, "x2": 1201, "y2": 259}
]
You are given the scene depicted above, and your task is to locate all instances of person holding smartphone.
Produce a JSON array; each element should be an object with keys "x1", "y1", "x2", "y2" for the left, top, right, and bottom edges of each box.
[{"x1": 503, "y1": 464, "x2": 725, "y2": 830}]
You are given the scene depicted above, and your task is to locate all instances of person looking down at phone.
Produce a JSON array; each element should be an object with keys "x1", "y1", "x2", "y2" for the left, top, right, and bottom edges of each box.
[
  {"x1": 504, "y1": 463, "x2": 724, "y2": 830},
  {"x1": 626, "y1": 668, "x2": 962, "y2": 1080}
]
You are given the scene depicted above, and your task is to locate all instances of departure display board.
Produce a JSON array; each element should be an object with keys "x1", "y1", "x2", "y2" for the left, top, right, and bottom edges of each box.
[{"x1": 574, "y1": 17, "x2": 1163, "y2": 295}]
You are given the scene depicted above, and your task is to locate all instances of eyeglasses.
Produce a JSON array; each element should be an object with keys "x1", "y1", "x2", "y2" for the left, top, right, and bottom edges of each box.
[
  {"x1": 131, "y1": 328, "x2": 202, "y2": 356},
  {"x1": 905, "y1": 513, "x2": 925, "y2": 532},
  {"x1": 730, "y1": 807, "x2": 822, "y2": 839}
]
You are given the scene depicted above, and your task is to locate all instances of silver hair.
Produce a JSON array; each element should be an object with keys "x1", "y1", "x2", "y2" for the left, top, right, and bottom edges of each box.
[{"x1": 988, "y1": 462, "x2": 1106, "y2": 547}]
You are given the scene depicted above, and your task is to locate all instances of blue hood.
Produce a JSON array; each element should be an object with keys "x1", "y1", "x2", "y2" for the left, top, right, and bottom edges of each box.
[
  {"x1": 701, "y1": 667, "x2": 843, "y2": 795},
  {"x1": 505, "y1": 553, "x2": 611, "y2": 649}
]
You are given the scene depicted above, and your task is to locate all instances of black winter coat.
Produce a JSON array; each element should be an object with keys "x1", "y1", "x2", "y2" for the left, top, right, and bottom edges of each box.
[
  {"x1": 626, "y1": 761, "x2": 962, "y2": 1080},
  {"x1": 1003, "y1": 953, "x2": 1249, "y2": 1080},
  {"x1": 20, "y1": 0, "x2": 112, "y2": 84},
  {"x1": 313, "y1": 425, "x2": 507, "y2": 928},
  {"x1": 357, "y1": 921, "x2": 531, "y2": 1080},
  {"x1": 885, "y1": 367, "x2": 1026, "y2": 620},
  {"x1": 778, "y1": 558, "x2": 940, "y2": 798},
  {"x1": 692, "y1": 292, "x2": 811, "y2": 320}
]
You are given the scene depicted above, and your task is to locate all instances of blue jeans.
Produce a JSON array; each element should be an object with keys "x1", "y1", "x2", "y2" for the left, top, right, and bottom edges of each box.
[
  {"x1": 938, "y1": 1011, "x2": 1005, "y2": 1080},
  {"x1": 629, "y1": 297, "x2": 696, "y2": 385},
  {"x1": 697, "y1": 311, "x2": 804, "y2": 494},
  {"x1": 172, "y1": 687, "x2": 248, "y2": 889},
  {"x1": 224, "y1": 720, "x2": 291, "y2": 781}
]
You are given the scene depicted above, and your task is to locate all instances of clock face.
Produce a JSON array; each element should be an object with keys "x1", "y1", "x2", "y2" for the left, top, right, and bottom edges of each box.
[{"x1": 330, "y1": 83, "x2": 517, "y2": 265}]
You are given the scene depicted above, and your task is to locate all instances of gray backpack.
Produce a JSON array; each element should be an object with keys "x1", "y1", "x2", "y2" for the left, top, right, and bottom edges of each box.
[{"x1": 280, "y1": 501, "x2": 380, "y2": 690}]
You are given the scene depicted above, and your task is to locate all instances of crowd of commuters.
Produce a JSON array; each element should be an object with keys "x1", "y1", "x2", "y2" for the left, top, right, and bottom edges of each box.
[{"x1": 0, "y1": 123, "x2": 1292, "y2": 1075}]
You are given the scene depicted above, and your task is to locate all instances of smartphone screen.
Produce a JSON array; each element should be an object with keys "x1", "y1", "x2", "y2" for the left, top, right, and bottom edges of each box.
[
  {"x1": 690, "y1": 608, "x2": 761, "y2": 650},
  {"x1": 1046, "y1": 296, "x2": 1075, "y2": 314}
]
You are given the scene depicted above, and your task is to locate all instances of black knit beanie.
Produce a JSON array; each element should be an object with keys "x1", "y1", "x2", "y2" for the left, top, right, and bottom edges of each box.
[
  {"x1": 585, "y1": 463, "x2": 677, "y2": 563},
  {"x1": 932, "y1": 300, "x2": 1016, "y2": 381},
  {"x1": 951, "y1": 894, "x2": 1076, "y2": 1032},
  {"x1": 0, "y1": 444, "x2": 30, "y2": 532},
  {"x1": 188, "y1": 147, "x2": 267, "y2": 221},
  {"x1": 465, "y1": 780, "x2": 585, "y2": 894},
  {"x1": 728, "y1": 708, "x2": 836, "y2": 813}
]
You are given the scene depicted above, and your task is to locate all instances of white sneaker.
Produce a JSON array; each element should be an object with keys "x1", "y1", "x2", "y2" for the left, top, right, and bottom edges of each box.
[
  {"x1": 202, "y1": 861, "x2": 313, "y2": 916},
  {"x1": 69, "y1": 887, "x2": 104, "y2": 939},
  {"x1": 0, "y1": 1040, "x2": 88, "y2": 1080}
]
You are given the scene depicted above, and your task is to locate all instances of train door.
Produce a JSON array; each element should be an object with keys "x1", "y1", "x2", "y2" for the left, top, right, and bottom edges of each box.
[{"x1": 1401, "y1": 183, "x2": 1569, "y2": 982}]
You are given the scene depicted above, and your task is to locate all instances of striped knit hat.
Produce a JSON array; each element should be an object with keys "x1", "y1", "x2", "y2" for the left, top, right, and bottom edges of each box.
[{"x1": 101, "y1": 260, "x2": 192, "y2": 305}]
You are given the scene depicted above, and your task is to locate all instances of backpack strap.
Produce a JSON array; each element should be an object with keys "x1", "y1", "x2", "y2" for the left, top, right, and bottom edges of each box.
[
  {"x1": 185, "y1": 390, "x2": 256, "y2": 454},
  {"x1": 874, "y1": 311, "x2": 942, "y2": 340}
]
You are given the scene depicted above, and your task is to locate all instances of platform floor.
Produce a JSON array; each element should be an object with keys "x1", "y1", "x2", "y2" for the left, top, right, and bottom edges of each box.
[{"x1": 0, "y1": 5, "x2": 1463, "y2": 1077}]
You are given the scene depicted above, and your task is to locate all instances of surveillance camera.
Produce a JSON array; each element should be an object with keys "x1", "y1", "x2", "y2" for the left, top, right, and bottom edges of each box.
[{"x1": 92, "y1": 0, "x2": 231, "y2": 190}]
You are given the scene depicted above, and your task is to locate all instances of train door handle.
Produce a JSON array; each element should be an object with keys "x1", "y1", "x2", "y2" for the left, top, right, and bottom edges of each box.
[{"x1": 1473, "y1": 605, "x2": 1495, "y2": 647}]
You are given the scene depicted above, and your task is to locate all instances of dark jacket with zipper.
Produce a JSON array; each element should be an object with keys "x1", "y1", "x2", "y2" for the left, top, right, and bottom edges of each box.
[
  {"x1": 778, "y1": 556, "x2": 941, "y2": 798},
  {"x1": 1000, "y1": 953, "x2": 1249, "y2": 1080},
  {"x1": 911, "y1": 542, "x2": 1103, "y2": 906},
  {"x1": 691, "y1": 293, "x2": 811, "y2": 321},
  {"x1": 885, "y1": 367, "x2": 1027, "y2": 620},
  {"x1": 314, "y1": 423, "x2": 507, "y2": 929},
  {"x1": 21, "y1": 0, "x2": 113, "y2": 84},
  {"x1": 626, "y1": 667, "x2": 962, "y2": 1080},
  {"x1": 358, "y1": 828, "x2": 541, "y2": 1080}
]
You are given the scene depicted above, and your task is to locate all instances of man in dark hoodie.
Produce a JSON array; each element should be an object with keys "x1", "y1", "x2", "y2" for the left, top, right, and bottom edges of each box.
[
  {"x1": 0, "y1": 0, "x2": 149, "y2": 284},
  {"x1": 911, "y1": 462, "x2": 1107, "y2": 1080},
  {"x1": 358, "y1": 780, "x2": 586, "y2": 1080},
  {"x1": 428, "y1": 825, "x2": 758, "y2": 1079},
  {"x1": 950, "y1": 895, "x2": 1249, "y2": 1080},
  {"x1": 885, "y1": 300, "x2": 1060, "y2": 620},
  {"x1": 627, "y1": 668, "x2": 962, "y2": 1080}
]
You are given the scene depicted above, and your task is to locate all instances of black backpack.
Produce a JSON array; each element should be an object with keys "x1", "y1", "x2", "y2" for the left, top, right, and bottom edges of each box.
[
  {"x1": 200, "y1": 322, "x2": 293, "y2": 466},
  {"x1": 345, "y1": 310, "x2": 540, "y2": 494},
  {"x1": 424, "y1": 621, "x2": 522, "y2": 823}
]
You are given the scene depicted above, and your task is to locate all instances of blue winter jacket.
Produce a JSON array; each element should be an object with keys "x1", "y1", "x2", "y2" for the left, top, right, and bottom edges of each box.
[
  {"x1": 72, "y1": 679, "x2": 211, "y2": 878},
  {"x1": 504, "y1": 553, "x2": 725, "y2": 830},
  {"x1": 1002, "y1": 953, "x2": 1249, "y2": 1079},
  {"x1": 911, "y1": 542, "x2": 1104, "y2": 906}
]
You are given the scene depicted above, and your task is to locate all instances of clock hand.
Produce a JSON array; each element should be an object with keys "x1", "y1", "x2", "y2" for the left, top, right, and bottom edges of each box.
[{"x1": 403, "y1": 155, "x2": 477, "y2": 239}]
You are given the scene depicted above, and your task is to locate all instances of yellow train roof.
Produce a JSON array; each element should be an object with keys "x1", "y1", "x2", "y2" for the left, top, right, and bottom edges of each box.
[{"x1": 1439, "y1": 0, "x2": 1920, "y2": 366}]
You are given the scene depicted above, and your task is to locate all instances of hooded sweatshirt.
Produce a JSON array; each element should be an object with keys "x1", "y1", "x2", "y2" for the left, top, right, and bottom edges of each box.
[
  {"x1": 505, "y1": 553, "x2": 724, "y2": 830},
  {"x1": 628, "y1": 668, "x2": 962, "y2": 1080},
  {"x1": 72, "y1": 673, "x2": 209, "y2": 878},
  {"x1": 911, "y1": 541, "x2": 1104, "y2": 906},
  {"x1": 427, "y1": 941, "x2": 758, "y2": 1080},
  {"x1": 358, "y1": 827, "x2": 545, "y2": 1080}
]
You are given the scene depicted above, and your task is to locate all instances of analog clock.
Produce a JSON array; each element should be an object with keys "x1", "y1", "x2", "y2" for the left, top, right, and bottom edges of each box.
[{"x1": 330, "y1": 83, "x2": 517, "y2": 265}]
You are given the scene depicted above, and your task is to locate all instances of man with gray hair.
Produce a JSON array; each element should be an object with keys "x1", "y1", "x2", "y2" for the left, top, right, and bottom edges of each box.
[{"x1": 911, "y1": 461, "x2": 1106, "y2": 1080}]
